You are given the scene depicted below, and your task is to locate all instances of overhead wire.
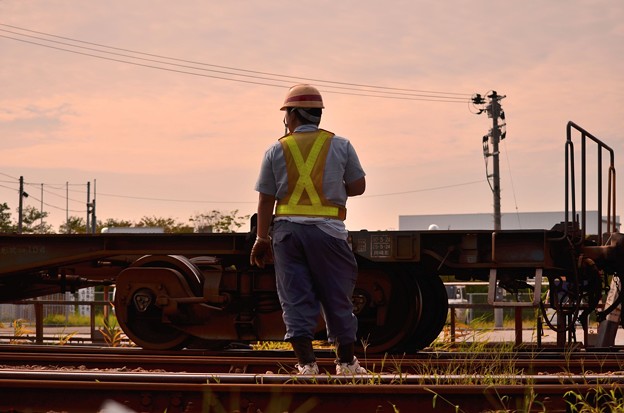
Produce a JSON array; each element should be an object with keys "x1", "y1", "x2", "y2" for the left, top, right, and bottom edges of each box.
[
  {"x1": 502, "y1": 138, "x2": 522, "y2": 228},
  {"x1": 0, "y1": 172, "x2": 20, "y2": 181},
  {"x1": 94, "y1": 179, "x2": 486, "y2": 203},
  {"x1": 3, "y1": 179, "x2": 487, "y2": 206},
  {"x1": 23, "y1": 181, "x2": 88, "y2": 205},
  {"x1": 0, "y1": 187, "x2": 84, "y2": 214},
  {"x1": 19, "y1": 191, "x2": 85, "y2": 214},
  {"x1": 0, "y1": 178, "x2": 88, "y2": 215},
  {"x1": 0, "y1": 23, "x2": 472, "y2": 97},
  {"x1": 360, "y1": 180, "x2": 485, "y2": 198},
  {"x1": 0, "y1": 23, "x2": 472, "y2": 103},
  {"x1": 95, "y1": 191, "x2": 255, "y2": 204}
]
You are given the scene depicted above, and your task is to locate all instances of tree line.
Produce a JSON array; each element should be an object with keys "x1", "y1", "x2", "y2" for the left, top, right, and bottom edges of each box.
[{"x1": 0, "y1": 202, "x2": 250, "y2": 234}]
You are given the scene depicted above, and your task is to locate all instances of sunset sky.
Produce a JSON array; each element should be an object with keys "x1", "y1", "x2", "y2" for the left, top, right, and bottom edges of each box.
[{"x1": 1, "y1": 1, "x2": 622, "y2": 233}]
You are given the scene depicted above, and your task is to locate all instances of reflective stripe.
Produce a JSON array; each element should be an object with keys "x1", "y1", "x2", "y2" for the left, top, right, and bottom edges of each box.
[{"x1": 276, "y1": 130, "x2": 346, "y2": 220}]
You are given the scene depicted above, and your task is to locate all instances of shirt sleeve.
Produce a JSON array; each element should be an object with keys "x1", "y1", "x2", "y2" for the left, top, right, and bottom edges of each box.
[
  {"x1": 254, "y1": 146, "x2": 278, "y2": 196},
  {"x1": 344, "y1": 141, "x2": 366, "y2": 184}
]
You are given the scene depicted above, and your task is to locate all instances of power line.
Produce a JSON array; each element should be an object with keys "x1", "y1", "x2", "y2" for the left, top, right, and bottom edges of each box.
[
  {"x1": 0, "y1": 178, "x2": 89, "y2": 212},
  {"x1": 3, "y1": 174, "x2": 487, "y2": 206},
  {"x1": 0, "y1": 182, "x2": 85, "y2": 213},
  {"x1": 96, "y1": 192, "x2": 255, "y2": 204},
  {"x1": 6, "y1": 23, "x2": 471, "y2": 97},
  {"x1": 23, "y1": 182, "x2": 85, "y2": 204},
  {"x1": 0, "y1": 172, "x2": 20, "y2": 181},
  {"x1": 98, "y1": 180, "x2": 485, "y2": 203},
  {"x1": 0, "y1": 183, "x2": 17, "y2": 193},
  {"x1": 502, "y1": 139, "x2": 522, "y2": 228},
  {"x1": 360, "y1": 180, "x2": 485, "y2": 198},
  {"x1": 22, "y1": 193, "x2": 85, "y2": 214},
  {"x1": 0, "y1": 30, "x2": 466, "y2": 103},
  {"x1": 0, "y1": 23, "x2": 472, "y2": 97},
  {"x1": 0, "y1": 24, "x2": 472, "y2": 104}
]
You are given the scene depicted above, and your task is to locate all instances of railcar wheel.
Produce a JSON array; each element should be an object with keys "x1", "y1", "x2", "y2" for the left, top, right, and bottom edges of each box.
[
  {"x1": 353, "y1": 265, "x2": 423, "y2": 354},
  {"x1": 114, "y1": 255, "x2": 202, "y2": 350},
  {"x1": 401, "y1": 275, "x2": 448, "y2": 351},
  {"x1": 121, "y1": 287, "x2": 191, "y2": 349}
]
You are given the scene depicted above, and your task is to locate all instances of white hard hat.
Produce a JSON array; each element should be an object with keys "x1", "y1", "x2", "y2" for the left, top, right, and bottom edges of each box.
[{"x1": 280, "y1": 84, "x2": 324, "y2": 110}]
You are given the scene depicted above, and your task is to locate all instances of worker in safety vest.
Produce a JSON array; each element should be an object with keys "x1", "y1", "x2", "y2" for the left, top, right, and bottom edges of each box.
[{"x1": 251, "y1": 84, "x2": 366, "y2": 375}]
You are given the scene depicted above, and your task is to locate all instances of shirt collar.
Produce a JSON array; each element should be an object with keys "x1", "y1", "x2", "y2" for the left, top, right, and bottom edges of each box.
[{"x1": 294, "y1": 124, "x2": 319, "y2": 133}]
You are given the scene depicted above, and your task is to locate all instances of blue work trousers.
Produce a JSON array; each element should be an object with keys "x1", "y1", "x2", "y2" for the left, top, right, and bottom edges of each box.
[{"x1": 272, "y1": 220, "x2": 358, "y2": 344}]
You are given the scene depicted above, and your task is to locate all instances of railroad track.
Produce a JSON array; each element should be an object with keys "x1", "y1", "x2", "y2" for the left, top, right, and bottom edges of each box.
[
  {"x1": 2, "y1": 344, "x2": 624, "y2": 374},
  {"x1": 2, "y1": 345, "x2": 624, "y2": 412}
]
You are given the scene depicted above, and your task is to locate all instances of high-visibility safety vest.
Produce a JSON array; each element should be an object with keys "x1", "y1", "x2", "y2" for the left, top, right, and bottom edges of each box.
[{"x1": 275, "y1": 129, "x2": 347, "y2": 220}]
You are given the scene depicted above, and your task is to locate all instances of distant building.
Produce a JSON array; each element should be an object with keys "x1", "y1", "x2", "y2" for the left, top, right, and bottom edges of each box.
[{"x1": 399, "y1": 211, "x2": 620, "y2": 235}]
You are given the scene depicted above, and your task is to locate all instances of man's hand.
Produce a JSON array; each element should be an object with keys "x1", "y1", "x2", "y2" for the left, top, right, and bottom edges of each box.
[{"x1": 250, "y1": 236, "x2": 273, "y2": 268}]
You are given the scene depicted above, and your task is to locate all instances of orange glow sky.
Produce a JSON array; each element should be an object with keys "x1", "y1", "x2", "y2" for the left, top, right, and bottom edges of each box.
[{"x1": 1, "y1": 1, "x2": 623, "y2": 232}]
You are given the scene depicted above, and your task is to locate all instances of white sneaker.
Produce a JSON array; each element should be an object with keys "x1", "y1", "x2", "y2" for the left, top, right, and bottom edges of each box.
[
  {"x1": 335, "y1": 356, "x2": 367, "y2": 375},
  {"x1": 296, "y1": 362, "x2": 319, "y2": 375}
]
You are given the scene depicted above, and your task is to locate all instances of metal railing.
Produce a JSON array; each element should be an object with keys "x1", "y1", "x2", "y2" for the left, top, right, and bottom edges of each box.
[
  {"x1": 1, "y1": 299, "x2": 113, "y2": 345},
  {"x1": 565, "y1": 121, "x2": 617, "y2": 244}
]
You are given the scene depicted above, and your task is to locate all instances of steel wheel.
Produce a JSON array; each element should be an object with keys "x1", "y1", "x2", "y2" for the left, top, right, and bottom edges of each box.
[
  {"x1": 120, "y1": 286, "x2": 191, "y2": 349},
  {"x1": 401, "y1": 275, "x2": 448, "y2": 351},
  {"x1": 114, "y1": 255, "x2": 201, "y2": 350},
  {"x1": 353, "y1": 265, "x2": 423, "y2": 354}
]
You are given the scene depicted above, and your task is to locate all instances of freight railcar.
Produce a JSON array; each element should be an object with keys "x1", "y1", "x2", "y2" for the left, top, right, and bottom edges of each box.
[{"x1": 0, "y1": 122, "x2": 621, "y2": 353}]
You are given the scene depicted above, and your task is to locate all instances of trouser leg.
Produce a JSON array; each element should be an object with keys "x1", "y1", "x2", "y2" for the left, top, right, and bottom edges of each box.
[
  {"x1": 305, "y1": 229, "x2": 358, "y2": 344},
  {"x1": 272, "y1": 221, "x2": 320, "y2": 340},
  {"x1": 289, "y1": 336, "x2": 316, "y2": 365}
]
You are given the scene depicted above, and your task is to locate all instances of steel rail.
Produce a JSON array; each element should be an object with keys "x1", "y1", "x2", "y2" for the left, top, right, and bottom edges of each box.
[
  {"x1": 3, "y1": 369, "x2": 624, "y2": 385},
  {"x1": 2, "y1": 352, "x2": 624, "y2": 375},
  {"x1": 1, "y1": 370, "x2": 622, "y2": 412},
  {"x1": 2, "y1": 345, "x2": 624, "y2": 375},
  {"x1": 5, "y1": 342, "x2": 624, "y2": 359}
]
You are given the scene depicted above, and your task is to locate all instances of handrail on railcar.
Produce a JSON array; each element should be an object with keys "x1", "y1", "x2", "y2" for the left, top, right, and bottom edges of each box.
[{"x1": 565, "y1": 121, "x2": 617, "y2": 246}]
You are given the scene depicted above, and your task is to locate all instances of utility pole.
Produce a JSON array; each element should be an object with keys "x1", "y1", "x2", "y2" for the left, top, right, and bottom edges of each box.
[
  {"x1": 18, "y1": 176, "x2": 29, "y2": 234},
  {"x1": 66, "y1": 182, "x2": 69, "y2": 234},
  {"x1": 40, "y1": 183, "x2": 44, "y2": 228},
  {"x1": 473, "y1": 91, "x2": 507, "y2": 328},
  {"x1": 489, "y1": 91, "x2": 503, "y2": 231},
  {"x1": 86, "y1": 180, "x2": 96, "y2": 234},
  {"x1": 91, "y1": 179, "x2": 97, "y2": 234},
  {"x1": 86, "y1": 181, "x2": 91, "y2": 233},
  {"x1": 473, "y1": 91, "x2": 506, "y2": 231}
]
